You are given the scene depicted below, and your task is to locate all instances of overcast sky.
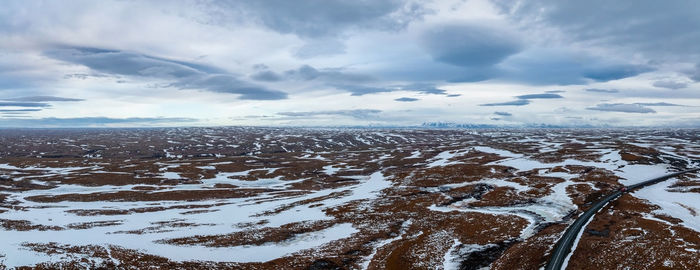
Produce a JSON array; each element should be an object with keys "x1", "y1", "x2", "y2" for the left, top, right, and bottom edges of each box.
[{"x1": 1, "y1": 0, "x2": 699, "y2": 127}]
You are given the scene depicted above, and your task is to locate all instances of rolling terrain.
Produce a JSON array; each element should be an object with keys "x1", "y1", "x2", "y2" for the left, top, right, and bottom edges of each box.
[{"x1": 0, "y1": 128, "x2": 699, "y2": 269}]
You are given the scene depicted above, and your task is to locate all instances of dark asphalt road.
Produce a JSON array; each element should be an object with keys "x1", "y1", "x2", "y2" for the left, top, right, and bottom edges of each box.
[{"x1": 544, "y1": 168, "x2": 700, "y2": 270}]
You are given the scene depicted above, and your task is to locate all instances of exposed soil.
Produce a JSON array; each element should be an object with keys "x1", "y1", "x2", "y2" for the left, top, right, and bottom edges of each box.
[
  {"x1": 160, "y1": 220, "x2": 339, "y2": 247},
  {"x1": 0, "y1": 219, "x2": 63, "y2": 231},
  {"x1": 566, "y1": 195, "x2": 700, "y2": 269}
]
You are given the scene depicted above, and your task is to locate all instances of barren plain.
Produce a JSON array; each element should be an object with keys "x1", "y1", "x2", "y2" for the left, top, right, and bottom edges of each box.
[{"x1": 0, "y1": 127, "x2": 698, "y2": 269}]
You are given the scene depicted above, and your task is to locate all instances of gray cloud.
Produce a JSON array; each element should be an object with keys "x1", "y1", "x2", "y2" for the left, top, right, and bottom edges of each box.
[
  {"x1": 378, "y1": 60, "x2": 495, "y2": 83},
  {"x1": 395, "y1": 97, "x2": 419, "y2": 102},
  {"x1": 285, "y1": 65, "x2": 321, "y2": 80},
  {"x1": 285, "y1": 65, "x2": 374, "y2": 82},
  {"x1": 498, "y1": 49, "x2": 652, "y2": 84},
  {"x1": 336, "y1": 83, "x2": 449, "y2": 96},
  {"x1": 196, "y1": 1, "x2": 428, "y2": 59},
  {"x1": 2, "y1": 96, "x2": 84, "y2": 102},
  {"x1": 63, "y1": 73, "x2": 110, "y2": 80},
  {"x1": 545, "y1": 90, "x2": 565, "y2": 93},
  {"x1": 0, "y1": 102, "x2": 50, "y2": 107},
  {"x1": 516, "y1": 93, "x2": 563, "y2": 99},
  {"x1": 652, "y1": 80, "x2": 687, "y2": 89},
  {"x1": 0, "y1": 109, "x2": 42, "y2": 112},
  {"x1": 691, "y1": 64, "x2": 700, "y2": 81},
  {"x1": 401, "y1": 83, "x2": 448, "y2": 95},
  {"x1": 277, "y1": 109, "x2": 381, "y2": 119},
  {"x1": 356, "y1": 25, "x2": 648, "y2": 85},
  {"x1": 634, "y1": 102, "x2": 686, "y2": 107},
  {"x1": 587, "y1": 103, "x2": 656, "y2": 113},
  {"x1": 46, "y1": 47, "x2": 220, "y2": 78},
  {"x1": 480, "y1": 100, "x2": 530, "y2": 106},
  {"x1": 479, "y1": 92, "x2": 561, "y2": 107},
  {"x1": 335, "y1": 85, "x2": 394, "y2": 96},
  {"x1": 0, "y1": 117, "x2": 198, "y2": 127},
  {"x1": 47, "y1": 47, "x2": 287, "y2": 100},
  {"x1": 581, "y1": 64, "x2": 652, "y2": 81},
  {"x1": 172, "y1": 74, "x2": 288, "y2": 100},
  {"x1": 250, "y1": 70, "x2": 283, "y2": 82},
  {"x1": 495, "y1": 1, "x2": 700, "y2": 60},
  {"x1": 422, "y1": 23, "x2": 521, "y2": 68},
  {"x1": 494, "y1": 111, "x2": 512, "y2": 116},
  {"x1": 200, "y1": 0, "x2": 427, "y2": 38},
  {"x1": 446, "y1": 94, "x2": 461, "y2": 97},
  {"x1": 585, "y1": 88, "x2": 619, "y2": 93}
]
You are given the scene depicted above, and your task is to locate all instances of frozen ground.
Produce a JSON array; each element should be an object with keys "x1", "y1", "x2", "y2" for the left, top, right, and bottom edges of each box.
[{"x1": 0, "y1": 128, "x2": 698, "y2": 269}]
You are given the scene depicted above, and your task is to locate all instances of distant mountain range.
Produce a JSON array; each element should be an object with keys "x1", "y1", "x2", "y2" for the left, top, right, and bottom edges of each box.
[{"x1": 420, "y1": 122, "x2": 601, "y2": 129}]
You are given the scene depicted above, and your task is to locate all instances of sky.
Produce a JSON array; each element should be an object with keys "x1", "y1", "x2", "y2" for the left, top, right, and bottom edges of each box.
[{"x1": 1, "y1": 0, "x2": 699, "y2": 127}]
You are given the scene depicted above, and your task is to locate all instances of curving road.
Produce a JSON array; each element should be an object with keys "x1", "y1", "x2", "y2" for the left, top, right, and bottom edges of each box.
[{"x1": 544, "y1": 168, "x2": 700, "y2": 270}]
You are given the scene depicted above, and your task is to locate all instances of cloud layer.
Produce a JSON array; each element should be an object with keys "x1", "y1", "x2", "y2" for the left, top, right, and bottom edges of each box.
[
  {"x1": 0, "y1": 117, "x2": 198, "y2": 127},
  {"x1": 587, "y1": 103, "x2": 656, "y2": 114},
  {"x1": 46, "y1": 47, "x2": 288, "y2": 100},
  {"x1": 0, "y1": 0, "x2": 698, "y2": 127}
]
